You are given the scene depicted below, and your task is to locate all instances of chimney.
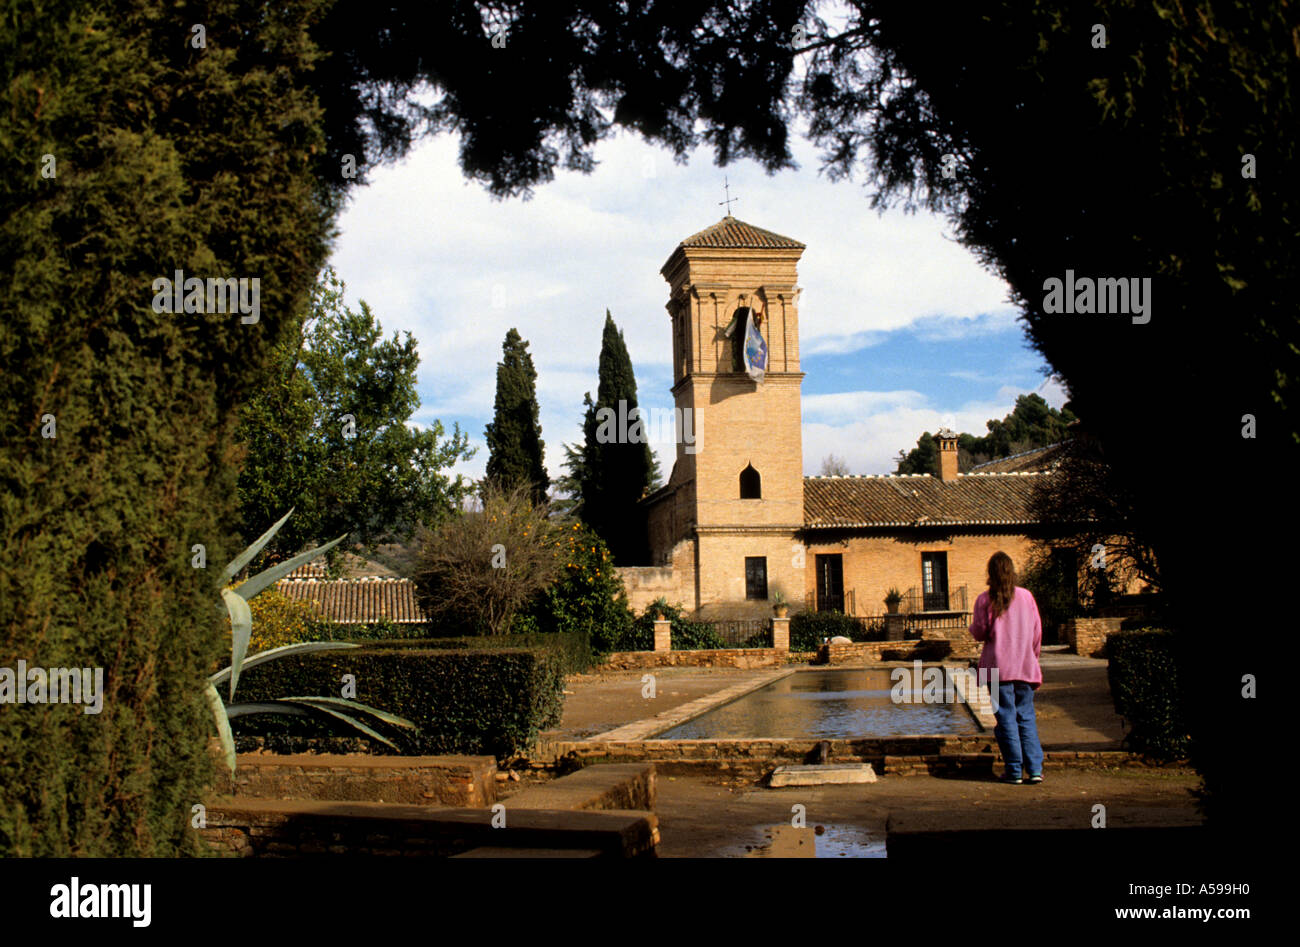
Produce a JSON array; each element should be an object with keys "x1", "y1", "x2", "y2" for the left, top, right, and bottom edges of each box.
[{"x1": 935, "y1": 428, "x2": 959, "y2": 482}]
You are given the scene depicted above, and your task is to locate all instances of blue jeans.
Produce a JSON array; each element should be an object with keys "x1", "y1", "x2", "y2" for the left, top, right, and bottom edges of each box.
[{"x1": 994, "y1": 682, "x2": 1044, "y2": 778}]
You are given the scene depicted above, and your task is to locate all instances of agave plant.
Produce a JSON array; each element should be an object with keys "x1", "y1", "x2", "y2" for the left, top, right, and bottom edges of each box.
[{"x1": 206, "y1": 509, "x2": 415, "y2": 772}]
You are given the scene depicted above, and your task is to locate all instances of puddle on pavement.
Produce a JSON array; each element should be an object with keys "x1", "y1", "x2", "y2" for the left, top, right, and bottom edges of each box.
[{"x1": 744, "y1": 822, "x2": 886, "y2": 858}]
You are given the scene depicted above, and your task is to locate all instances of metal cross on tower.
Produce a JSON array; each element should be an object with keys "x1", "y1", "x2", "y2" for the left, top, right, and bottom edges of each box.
[{"x1": 719, "y1": 177, "x2": 738, "y2": 216}]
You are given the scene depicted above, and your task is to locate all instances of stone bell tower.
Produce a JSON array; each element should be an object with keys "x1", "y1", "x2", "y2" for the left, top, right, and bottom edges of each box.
[{"x1": 643, "y1": 215, "x2": 807, "y2": 619}]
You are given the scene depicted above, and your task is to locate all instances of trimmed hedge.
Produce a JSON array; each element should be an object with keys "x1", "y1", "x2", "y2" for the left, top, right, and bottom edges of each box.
[
  {"x1": 1107, "y1": 628, "x2": 1189, "y2": 760},
  {"x1": 789, "y1": 611, "x2": 881, "y2": 651},
  {"x1": 361, "y1": 631, "x2": 596, "y2": 676},
  {"x1": 235, "y1": 646, "x2": 566, "y2": 759}
]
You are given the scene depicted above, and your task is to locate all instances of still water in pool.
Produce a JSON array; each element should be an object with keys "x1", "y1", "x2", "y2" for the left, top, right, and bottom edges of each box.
[{"x1": 655, "y1": 668, "x2": 980, "y2": 739}]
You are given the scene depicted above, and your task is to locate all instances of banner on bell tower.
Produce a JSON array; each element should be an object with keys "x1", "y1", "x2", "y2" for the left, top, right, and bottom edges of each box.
[{"x1": 725, "y1": 306, "x2": 767, "y2": 384}]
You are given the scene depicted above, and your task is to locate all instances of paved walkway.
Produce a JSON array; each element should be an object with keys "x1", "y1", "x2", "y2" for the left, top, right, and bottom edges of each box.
[{"x1": 653, "y1": 767, "x2": 1202, "y2": 857}]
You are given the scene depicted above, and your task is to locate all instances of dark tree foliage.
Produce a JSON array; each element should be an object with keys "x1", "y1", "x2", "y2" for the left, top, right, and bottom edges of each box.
[
  {"x1": 564, "y1": 312, "x2": 656, "y2": 564},
  {"x1": 304, "y1": 0, "x2": 809, "y2": 197},
  {"x1": 1028, "y1": 430, "x2": 1162, "y2": 594},
  {"x1": 0, "y1": 0, "x2": 335, "y2": 854},
  {"x1": 484, "y1": 329, "x2": 549, "y2": 504},
  {"x1": 895, "y1": 394, "x2": 1076, "y2": 474}
]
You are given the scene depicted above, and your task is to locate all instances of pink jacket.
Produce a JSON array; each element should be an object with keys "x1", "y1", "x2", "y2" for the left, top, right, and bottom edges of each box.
[{"x1": 969, "y1": 586, "x2": 1043, "y2": 687}]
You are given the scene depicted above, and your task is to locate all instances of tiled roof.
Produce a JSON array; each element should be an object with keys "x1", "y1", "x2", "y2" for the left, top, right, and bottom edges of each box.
[
  {"x1": 804, "y1": 472, "x2": 1053, "y2": 529},
  {"x1": 968, "y1": 443, "x2": 1066, "y2": 474},
  {"x1": 275, "y1": 576, "x2": 426, "y2": 624},
  {"x1": 678, "y1": 216, "x2": 805, "y2": 250}
]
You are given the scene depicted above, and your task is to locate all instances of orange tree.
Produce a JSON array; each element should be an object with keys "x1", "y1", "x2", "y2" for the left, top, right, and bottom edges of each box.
[{"x1": 521, "y1": 522, "x2": 634, "y2": 653}]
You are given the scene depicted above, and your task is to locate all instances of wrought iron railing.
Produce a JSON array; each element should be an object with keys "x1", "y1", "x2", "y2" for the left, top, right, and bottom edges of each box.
[
  {"x1": 710, "y1": 619, "x2": 770, "y2": 646},
  {"x1": 816, "y1": 590, "x2": 855, "y2": 615},
  {"x1": 902, "y1": 585, "x2": 968, "y2": 614}
]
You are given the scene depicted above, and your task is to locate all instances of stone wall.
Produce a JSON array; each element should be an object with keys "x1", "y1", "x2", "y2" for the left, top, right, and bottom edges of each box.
[
  {"x1": 200, "y1": 798, "x2": 659, "y2": 858},
  {"x1": 816, "y1": 639, "x2": 978, "y2": 664},
  {"x1": 601, "y1": 648, "x2": 789, "y2": 670},
  {"x1": 211, "y1": 754, "x2": 497, "y2": 808},
  {"x1": 1065, "y1": 617, "x2": 1123, "y2": 658}
]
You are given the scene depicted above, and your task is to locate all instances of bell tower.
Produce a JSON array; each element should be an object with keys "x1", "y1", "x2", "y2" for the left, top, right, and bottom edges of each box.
[{"x1": 653, "y1": 215, "x2": 807, "y2": 618}]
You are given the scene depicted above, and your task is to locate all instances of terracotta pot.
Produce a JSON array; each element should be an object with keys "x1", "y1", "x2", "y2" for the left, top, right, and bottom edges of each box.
[
  {"x1": 886, "y1": 601, "x2": 900, "y2": 614},
  {"x1": 773, "y1": 604, "x2": 789, "y2": 618}
]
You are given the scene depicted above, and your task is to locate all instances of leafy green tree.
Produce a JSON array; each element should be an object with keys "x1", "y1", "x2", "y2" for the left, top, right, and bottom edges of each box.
[
  {"x1": 236, "y1": 268, "x2": 474, "y2": 565},
  {"x1": 484, "y1": 329, "x2": 549, "y2": 505},
  {"x1": 1, "y1": 0, "x2": 335, "y2": 856},
  {"x1": 565, "y1": 312, "x2": 656, "y2": 564}
]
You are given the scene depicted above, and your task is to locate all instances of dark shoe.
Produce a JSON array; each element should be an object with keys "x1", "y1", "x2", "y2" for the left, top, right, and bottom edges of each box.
[
  {"x1": 998, "y1": 772, "x2": 1023, "y2": 784},
  {"x1": 1025, "y1": 773, "x2": 1044, "y2": 784}
]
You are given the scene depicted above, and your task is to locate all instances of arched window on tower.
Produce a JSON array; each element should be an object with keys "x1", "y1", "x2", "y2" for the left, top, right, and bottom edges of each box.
[{"x1": 739, "y1": 464, "x2": 762, "y2": 499}]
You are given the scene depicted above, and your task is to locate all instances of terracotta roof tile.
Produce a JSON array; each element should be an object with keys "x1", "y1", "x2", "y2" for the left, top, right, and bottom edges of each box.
[
  {"x1": 968, "y1": 443, "x2": 1066, "y2": 474},
  {"x1": 804, "y1": 472, "x2": 1051, "y2": 528},
  {"x1": 275, "y1": 577, "x2": 426, "y2": 624},
  {"x1": 678, "y1": 216, "x2": 805, "y2": 250}
]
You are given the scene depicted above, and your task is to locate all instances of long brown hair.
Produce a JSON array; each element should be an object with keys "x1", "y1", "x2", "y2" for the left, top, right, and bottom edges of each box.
[{"x1": 986, "y1": 552, "x2": 1017, "y2": 620}]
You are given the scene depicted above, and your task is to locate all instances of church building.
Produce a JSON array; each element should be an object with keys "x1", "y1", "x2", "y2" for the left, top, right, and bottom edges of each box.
[{"x1": 619, "y1": 216, "x2": 1089, "y2": 624}]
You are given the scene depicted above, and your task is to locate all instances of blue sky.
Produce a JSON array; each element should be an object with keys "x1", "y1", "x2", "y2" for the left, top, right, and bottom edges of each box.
[{"x1": 326, "y1": 128, "x2": 1066, "y2": 482}]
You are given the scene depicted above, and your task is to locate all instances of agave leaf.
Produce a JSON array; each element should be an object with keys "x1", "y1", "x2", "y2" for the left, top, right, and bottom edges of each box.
[
  {"x1": 282, "y1": 695, "x2": 416, "y2": 730},
  {"x1": 276, "y1": 699, "x2": 401, "y2": 749},
  {"x1": 208, "y1": 641, "x2": 359, "y2": 688},
  {"x1": 233, "y1": 533, "x2": 347, "y2": 602},
  {"x1": 221, "y1": 588, "x2": 253, "y2": 701},
  {"x1": 204, "y1": 682, "x2": 237, "y2": 773},
  {"x1": 225, "y1": 702, "x2": 314, "y2": 720},
  {"x1": 222, "y1": 507, "x2": 295, "y2": 581}
]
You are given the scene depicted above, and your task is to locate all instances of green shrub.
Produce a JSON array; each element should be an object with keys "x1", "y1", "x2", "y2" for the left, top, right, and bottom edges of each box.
[
  {"x1": 236, "y1": 646, "x2": 566, "y2": 759},
  {"x1": 623, "y1": 601, "x2": 725, "y2": 651},
  {"x1": 1107, "y1": 629, "x2": 1189, "y2": 760},
  {"x1": 362, "y1": 631, "x2": 596, "y2": 676},
  {"x1": 243, "y1": 587, "x2": 333, "y2": 655},
  {"x1": 789, "y1": 611, "x2": 877, "y2": 651},
  {"x1": 328, "y1": 619, "x2": 433, "y2": 642}
]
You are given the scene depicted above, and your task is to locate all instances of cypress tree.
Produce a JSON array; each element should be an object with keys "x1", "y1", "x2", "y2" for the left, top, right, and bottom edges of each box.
[
  {"x1": 572, "y1": 312, "x2": 655, "y2": 564},
  {"x1": 484, "y1": 329, "x2": 549, "y2": 504},
  {"x1": 0, "y1": 0, "x2": 335, "y2": 855}
]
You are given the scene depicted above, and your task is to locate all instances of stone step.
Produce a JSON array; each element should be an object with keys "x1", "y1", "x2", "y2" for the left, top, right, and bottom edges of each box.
[
  {"x1": 506, "y1": 763, "x2": 655, "y2": 811},
  {"x1": 770, "y1": 763, "x2": 878, "y2": 786}
]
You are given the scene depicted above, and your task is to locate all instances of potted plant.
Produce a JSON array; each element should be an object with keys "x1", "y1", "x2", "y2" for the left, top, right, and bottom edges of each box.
[
  {"x1": 647, "y1": 597, "x2": 672, "y2": 621},
  {"x1": 771, "y1": 589, "x2": 790, "y2": 618},
  {"x1": 884, "y1": 587, "x2": 903, "y2": 614}
]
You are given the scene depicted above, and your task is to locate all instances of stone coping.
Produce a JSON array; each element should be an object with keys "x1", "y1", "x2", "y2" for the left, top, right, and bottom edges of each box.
[{"x1": 587, "y1": 668, "x2": 795, "y2": 741}]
